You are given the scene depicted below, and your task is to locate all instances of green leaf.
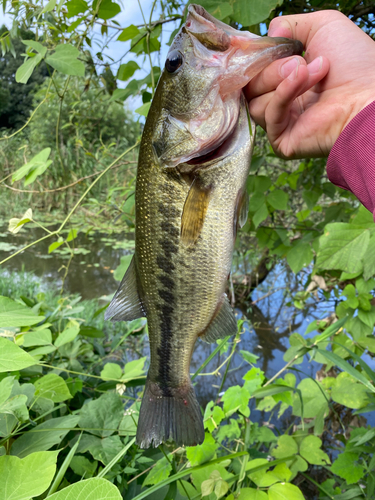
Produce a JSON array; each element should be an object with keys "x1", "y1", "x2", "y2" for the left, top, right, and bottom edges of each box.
[
  {"x1": 0, "y1": 377, "x2": 14, "y2": 405},
  {"x1": 0, "y1": 296, "x2": 44, "y2": 327},
  {"x1": 47, "y1": 478, "x2": 122, "y2": 500},
  {"x1": 122, "y1": 357, "x2": 146, "y2": 382},
  {"x1": 292, "y1": 378, "x2": 328, "y2": 418},
  {"x1": 267, "y1": 190, "x2": 288, "y2": 210},
  {"x1": 79, "y1": 326, "x2": 105, "y2": 338},
  {"x1": 21, "y1": 329, "x2": 52, "y2": 347},
  {"x1": 118, "y1": 402, "x2": 139, "y2": 436},
  {"x1": 70, "y1": 455, "x2": 97, "y2": 478},
  {"x1": 330, "y1": 372, "x2": 369, "y2": 409},
  {"x1": 299, "y1": 435, "x2": 330, "y2": 465},
  {"x1": 331, "y1": 452, "x2": 365, "y2": 485},
  {"x1": 113, "y1": 254, "x2": 133, "y2": 281},
  {"x1": 12, "y1": 148, "x2": 52, "y2": 186},
  {"x1": 21, "y1": 40, "x2": 47, "y2": 56},
  {"x1": 271, "y1": 435, "x2": 297, "y2": 459},
  {"x1": 287, "y1": 242, "x2": 313, "y2": 273},
  {"x1": 10, "y1": 415, "x2": 80, "y2": 458},
  {"x1": 117, "y1": 25, "x2": 140, "y2": 42},
  {"x1": 199, "y1": 1, "x2": 233, "y2": 20},
  {"x1": 8, "y1": 208, "x2": 33, "y2": 234},
  {"x1": 252, "y1": 202, "x2": 269, "y2": 228},
  {"x1": 186, "y1": 433, "x2": 217, "y2": 466},
  {"x1": 203, "y1": 401, "x2": 225, "y2": 432},
  {"x1": 135, "y1": 102, "x2": 151, "y2": 117},
  {"x1": 80, "y1": 435, "x2": 124, "y2": 465},
  {"x1": 15, "y1": 53, "x2": 43, "y2": 84},
  {"x1": 231, "y1": 0, "x2": 282, "y2": 26},
  {"x1": 34, "y1": 374, "x2": 72, "y2": 402},
  {"x1": 316, "y1": 224, "x2": 370, "y2": 273},
  {"x1": 215, "y1": 478, "x2": 229, "y2": 499},
  {"x1": 238, "y1": 489, "x2": 268, "y2": 499},
  {"x1": 143, "y1": 455, "x2": 172, "y2": 486},
  {"x1": 117, "y1": 61, "x2": 140, "y2": 81},
  {"x1": 48, "y1": 238, "x2": 64, "y2": 253},
  {"x1": 363, "y1": 233, "x2": 375, "y2": 280},
  {"x1": 100, "y1": 363, "x2": 122, "y2": 381},
  {"x1": 79, "y1": 392, "x2": 124, "y2": 437},
  {"x1": 97, "y1": 0, "x2": 120, "y2": 20},
  {"x1": 0, "y1": 451, "x2": 58, "y2": 500},
  {"x1": 54, "y1": 325, "x2": 80, "y2": 347},
  {"x1": 66, "y1": 0, "x2": 88, "y2": 17},
  {"x1": 0, "y1": 338, "x2": 36, "y2": 372},
  {"x1": 216, "y1": 418, "x2": 241, "y2": 443},
  {"x1": 358, "y1": 306, "x2": 375, "y2": 328},
  {"x1": 268, "y1": 482, "x2": 305, "y2": 500},
  {"x1": 222, "y1": 385, "x2": 250, "y2": 417},
  {"x1": 46, "y1": 44, "x2": 85, "y2": 76},
  {"x1": 41, "y1": 0, "x2": 57, "y2": 13}
]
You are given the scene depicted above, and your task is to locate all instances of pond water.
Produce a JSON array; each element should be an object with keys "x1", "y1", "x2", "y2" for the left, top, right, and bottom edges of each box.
[{"x1": 1, "y1": 224, "x2": 373, "y2": 430}]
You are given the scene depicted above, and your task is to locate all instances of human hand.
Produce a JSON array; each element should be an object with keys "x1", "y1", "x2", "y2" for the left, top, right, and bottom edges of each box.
[{"x1": 245, "y1": 10, "x2": 375, "y2": 159}]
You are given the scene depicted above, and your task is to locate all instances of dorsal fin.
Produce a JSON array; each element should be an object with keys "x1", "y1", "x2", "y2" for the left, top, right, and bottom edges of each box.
[
  {"x1": 200, "y1": 294, "x2": 237, "y2": 343},
  {"x1": 181, "y1": 179, "x2": 212, "y2": 246},
  {"x1": 105, "y1": 256, "x2": 145, "y2": 322}
]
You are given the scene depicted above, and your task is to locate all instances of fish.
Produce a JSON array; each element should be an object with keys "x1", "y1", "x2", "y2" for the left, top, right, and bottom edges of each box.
[{"x1": 105, "y1": 4, "x2": 302, "y2": 449}]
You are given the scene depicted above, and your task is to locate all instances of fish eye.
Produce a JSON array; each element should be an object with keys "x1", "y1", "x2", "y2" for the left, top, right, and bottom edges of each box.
[{"x1": 165, "y1": 50, "x2": 183, "y2": 74}]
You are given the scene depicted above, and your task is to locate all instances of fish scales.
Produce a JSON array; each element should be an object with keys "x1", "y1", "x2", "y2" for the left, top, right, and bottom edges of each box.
[{"x1": 106, "y1": 4, "x2": 303, "y2": 448}]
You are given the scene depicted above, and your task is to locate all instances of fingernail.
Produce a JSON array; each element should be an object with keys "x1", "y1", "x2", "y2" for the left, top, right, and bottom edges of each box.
[
  {"x1": 280, "y1": 57, "x2": 300, "y2": 80},
  {"x1": 307, "y1": 56, "x2": 323, "y2": 74},
  {"x1": 269, "y1": 19, "x2": 291, "y2": 37}
]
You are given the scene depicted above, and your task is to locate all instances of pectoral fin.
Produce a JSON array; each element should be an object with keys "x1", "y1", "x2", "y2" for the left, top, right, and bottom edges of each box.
[
  {"x1": 200, "y1": 294, "x2": 237, "y2": 343},
  {"x1": 181, "y1": 179, "x2": 212, "y2": 246},
  {"x1": 234, "y1": 190, "x2": 249, "y2": 235},
  {"x1": 105, "y1": 256, "x2": 145, "y2": 321}
]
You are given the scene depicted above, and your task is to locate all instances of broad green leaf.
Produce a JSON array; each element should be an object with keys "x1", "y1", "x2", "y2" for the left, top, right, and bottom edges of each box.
[
  {"x1": 299, "y1": 435, "x2": 330, "y2": 465},
  {"x1": 199, "y1": 1, "x2": 232, "y2": 20},
  {"x1": 186, "y1": 433, "x2": 217, "y2": 466},
  {"x1": 287, "y1": 242, "x2": 313, "y2": 273},
  {"x1": 100, "y1": 363, "x2": 122, "y2": 381},
  {"x1": 249, "y1": 192, "x2": 265, "y2": 213},
  {"x1": 204, "y1": 401, "x2": 225, "y2": 432},
  {"x1": 122, "y1": 357, "x2": 146, "y2": 382},
  {"x1": 238, "y1": 489, "x2": 268, "y2": 500},
  {"x1": 113, "y1": 254, "x2": 133, "y2": 281},
  {"x1": 358, "y1": 306, "x2": 375, "y2": 328},
  {"x1": 117, "y1": 25, "x2": 140, "y2": 42},
  {"x1": 268, "y1": 482, "x2": 305, "y2": 500},
  {"x1": 135, "y1": 102, "x2": 151, "y2": 117},
  {"x1": 222, "y1": 385, "x2": 250, "y2": 417},
  {"x1": 118, "y1": 402, "x2": 139, "y2": 436},
  {"x1": 10, "y1": 415, "x2": 80, "y2": 458},
  {"x1": 0, "y1": 451, "x2": 58, "y2": 500},
  {"x1": 215, "y1": 478, "x2": 229, "y2": 499},
  {"x1": 201, "y1": 477, "x2": 214, "y2": 497},
  {"x1": 0, "y1": 338, "x2": 36, "y2": 372},
  {"x1": 216, "y1": 418, "x2": 241, "y2": 443},
  {"x1": 47, "y1": 478, "x2": 122, "y2": 500},
  {"x1": 69, "y1": 455, "x2": 97, "y2": 478},
  {"x1": 12, "y1": 148, "x2": 52, "y2": 185},
  {"x1": 79, "y1": 392, "x2": 124, "y2": 437},
  {"x1": 21, "y1": 40, "x2": 47, "y2": 56},
  {"x1": 80, "y1": 435, "x2": 123, "y2": 465},
  {"x1": 292, "y1": 378, "x2": 328, "y2": 418},
  {"x1": 242, "y1": 366, "x2": 264, "y2": 394},
  {"x1": 41, "y1": 0, "x2": 57, "y2": 12},
  {"x1": 252, "y1": 202, "x2": 269, "y2": 228},
  {"x1": 21, "y1": 329, "x2": 52, "y2": 347},
  {"x1": 271, "y1": 435, "x2": 297, "y2": 459},
  {"x1": 143, "y1": 454, "x2": 172, "y2": 486},
  {"x1": 97, "y1": 0, "x2": 120, "y2": 19},
  {"x1": 46, "y1": 44, "x2": 85, "y2": 76},
  {"x1": 0, "y1": 376, "x2": 14, "y2": 405},
  {"x1": 117, "y1": 61, "x2": 140, "y2": 81},
  {"x1": 79, "y1": 326, "x2": 105, "y2": 338},
  {"x1": 330, "y1": 372, "x2": 369, "y2": 409},
  {"x1": 316, "y1": 224, "x2": 370, "y2": 273},
  {"x1": 8, "y1": 208, "x2": 33, "y2": 234},
  {"x1": 34, "y1": 373, "x2": 72, "y2": 402},
  {"x1": 66, "y1": 0, "x2": 88, "y2": 17},
  {"x1": 363, "y1": 233, "x2": 375, "y2": 280},
  {"x1": 331, "y1": 452, "x2": 365, "y2": 485},
  {"x1": 48, "y1": 238, "x2": 64, "y2": 253},
  {"x1": 267, "y1": 190, "x2": 289, "y2": 210},
  {"x1": 15, "y1": 53, "x2": 43, "y2": 84},
  {"x1": 231, "y1": 0, "x2": 282, "y2": 26},
  {"x1": 54, "y1": 325, "x2": 80, "y2": 347}
]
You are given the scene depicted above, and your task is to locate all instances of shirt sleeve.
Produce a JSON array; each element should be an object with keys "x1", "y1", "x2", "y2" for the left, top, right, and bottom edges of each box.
[{"x1": 326, "y1": 100, "x2": 375, "y2": 218}]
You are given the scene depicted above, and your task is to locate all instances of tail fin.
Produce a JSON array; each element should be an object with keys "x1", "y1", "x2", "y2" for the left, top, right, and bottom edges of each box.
[{"x1": 136, "y1": 379, "x2": 204, "y2": 449}]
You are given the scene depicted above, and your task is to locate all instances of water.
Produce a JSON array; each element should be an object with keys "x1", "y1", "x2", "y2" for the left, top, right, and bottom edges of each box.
[{"x1": 1, "y1": 224, "x2": 373, "y2": 429}]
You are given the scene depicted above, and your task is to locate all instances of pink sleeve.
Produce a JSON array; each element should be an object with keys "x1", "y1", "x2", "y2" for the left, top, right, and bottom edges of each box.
[{"x1": 326, "y1": 100, "x2": 375, "y2": 218}]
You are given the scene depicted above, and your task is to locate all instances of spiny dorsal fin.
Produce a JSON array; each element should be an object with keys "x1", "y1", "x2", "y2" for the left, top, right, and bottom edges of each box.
[
  {"x1": 105, "y1": 256, "x2": 145, "y2": 322},
  {"x1": 181, "y1": 179, "x2": 212, "y2": 246},
  {"x1": 200, "y1": 294, "x2": 237, "y2": 343}
]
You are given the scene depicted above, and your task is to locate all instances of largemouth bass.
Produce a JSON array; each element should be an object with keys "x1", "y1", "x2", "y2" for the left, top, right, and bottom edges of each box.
[{"x1": 106, "y1": 5, "x2": 302, "y2": 449}]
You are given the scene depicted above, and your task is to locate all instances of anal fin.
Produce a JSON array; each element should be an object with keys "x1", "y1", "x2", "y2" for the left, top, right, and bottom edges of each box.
[
  {"x1": 200, "y1": 294, "x2": 237, "y2": 343},
  {"x1": 105, "y1": 256, "x2": 145, "y2": 322}
]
